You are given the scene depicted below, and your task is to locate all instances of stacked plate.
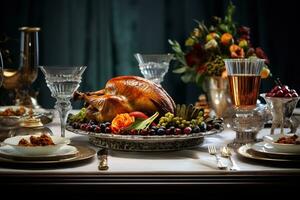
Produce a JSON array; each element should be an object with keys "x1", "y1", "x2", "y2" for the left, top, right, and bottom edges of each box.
[
  {"x1": 238, "y1": 134, "x2": 300, "y2": 162},
  {"x1": 0, "y1": 135, "x2": 95, "y2": 164}
]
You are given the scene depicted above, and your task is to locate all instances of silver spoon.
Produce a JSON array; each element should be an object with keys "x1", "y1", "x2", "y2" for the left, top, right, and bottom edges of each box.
[{"x1": 220, "y1": 146, "x2": 239, "y2": 171}]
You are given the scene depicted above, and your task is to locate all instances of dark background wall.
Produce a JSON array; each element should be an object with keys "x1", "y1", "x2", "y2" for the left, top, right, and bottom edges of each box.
[{"x1": 0, "y1": 0, "x2": 299, "y2": 108}]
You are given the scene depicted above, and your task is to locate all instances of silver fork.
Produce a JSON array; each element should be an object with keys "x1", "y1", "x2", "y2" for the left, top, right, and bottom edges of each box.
[
  {"x1": 208, "y1": 145, "x2": 227, "y2": 170},
  {"x1": 220, "y1": 146, "x2": 239, "y2": 171}
]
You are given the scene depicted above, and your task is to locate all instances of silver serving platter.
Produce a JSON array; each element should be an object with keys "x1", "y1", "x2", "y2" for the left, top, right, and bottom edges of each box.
[{"x1": 67, "y1": 126, "x2": 223, "y2": 152}]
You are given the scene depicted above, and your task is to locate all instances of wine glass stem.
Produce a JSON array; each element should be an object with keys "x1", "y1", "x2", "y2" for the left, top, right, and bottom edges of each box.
[{"x1": 55, "y1": 100, "x2": 72, "y2": 137}]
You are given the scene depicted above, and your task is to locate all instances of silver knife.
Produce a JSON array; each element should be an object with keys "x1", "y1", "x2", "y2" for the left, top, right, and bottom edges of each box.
[{"x1": 97, "y1": 148, "x2": 109, "y2": 170}]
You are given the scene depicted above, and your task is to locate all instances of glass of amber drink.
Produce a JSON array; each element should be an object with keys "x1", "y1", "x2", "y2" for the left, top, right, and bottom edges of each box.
[
  {"x1": 226, "y1": 59, "x2": 264, "y2": 109},
  {"x1": 224, "y1": 58, "x2": 268, "y2": 148}
]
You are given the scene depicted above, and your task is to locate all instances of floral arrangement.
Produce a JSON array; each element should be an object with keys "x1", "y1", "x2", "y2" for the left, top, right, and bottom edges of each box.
[{"x1": 169, "y1": 1, "x2": 270, "y2": 87}]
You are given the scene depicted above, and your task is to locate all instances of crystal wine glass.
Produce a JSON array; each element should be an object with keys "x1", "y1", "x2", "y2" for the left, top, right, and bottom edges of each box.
[
  {"x1": 40, "y1": 66, "x2": 86, "y2": 137},
  {"x1": 134, "y1": 53, "x2": 173, "y2": 85}
]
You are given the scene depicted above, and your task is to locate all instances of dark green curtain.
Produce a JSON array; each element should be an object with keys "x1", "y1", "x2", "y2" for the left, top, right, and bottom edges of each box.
[{"x1": 1, "y1": 0, "x2": 299, "y2": 108}]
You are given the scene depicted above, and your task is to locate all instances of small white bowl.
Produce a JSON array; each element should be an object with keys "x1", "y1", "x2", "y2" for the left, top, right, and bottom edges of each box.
[
  {"x1": 3, "y1": 135, "x2": 70, "y2": 156},
  {"x1": 263, "y1": 134, "x2": 300, "y2": 153}
]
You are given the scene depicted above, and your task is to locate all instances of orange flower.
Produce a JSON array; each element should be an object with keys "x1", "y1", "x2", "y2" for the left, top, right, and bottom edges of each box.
[
  {"x1": 221, "y1": 33, "x2": 233, "y2": 46},
  {"x1": 229, "y1": 44, "x2": 245, "y2": 58},
  {"x1": 111, "y1": 113, "x2": 135, "y2": 134}
]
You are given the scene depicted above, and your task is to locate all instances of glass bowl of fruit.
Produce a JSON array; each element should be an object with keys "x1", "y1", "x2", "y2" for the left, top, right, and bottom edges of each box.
[{"x1": 261, "y1": 81, "x2": 299, "y2": 135}]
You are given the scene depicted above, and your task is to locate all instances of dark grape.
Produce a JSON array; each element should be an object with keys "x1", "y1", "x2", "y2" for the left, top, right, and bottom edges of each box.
[
  {"x1": 88, "y1": 120, "x2": 96, "y2": 125},
  {"x1": 130, "y1": 129, "x2": 138, "y2": 135},
  {"x1": 290, "y1": 89, "x2": 297, "y2": 94},
  {"x1": 105, "y1": 126, "x2": 112, "y2": 133},
  {"x1": 214, "y1": 123, "x2": 221, "y2": 129},
  {"x1": 104, "y1": 122, "x2": 111, "y2": 127},
  {"x1": 192, "y1": 125, "x2": 200, "y2": 133},
  {"x1": 183, "y1": 127, "x2": 192, "y2": 134},
  {"x1": 271, "y1": 86, "x2": 281, "y2": 93},
  {"x1": 150, "y1": 126, "x2": 158, "y2": 131},
  {"x1": 72, "y1": 122, "x2": 80, "y2": 129},
  {"x1": 206, "y1": 124, "x2": 213, "y2": 131},
  {"x1": 86, "y1": 125, "x2": 93, "y2": 132},
  {"x1": 140, "y1": 129, "x2": 148, "y2": 135},
  {"x1": 199, "y1": 122, "x2": 207, "y2": 132},
  {"x1": 91, "y1": 124, "x2": 97, "y2": 129},
  {"x1": 284, "y1": 93, "x2": 292, "y2": 98},
  {"x1": 165, "y1": 129, "x2": 172, "y2": 135},
  {"x1": 149, "y1": 129, "x2": 156, "y2": 135},
  {"x1": 80, "y1": 123, "x2": 88, "y2": 130},
  {"x1": 99, "y1": 123, "x2": 106, "y2": 132},
  {"x1": 174, "y1": 128, "x2": 182, "y2": 135},
  {"x1": 169, "y1": 126, "x2": 175, "y2": 134},
  {"x1": 275, "y1": 90, "x2": 284, "y2": 97},
  {"x1": 157, "y1": 128, "x2": 166, "y2": 135},
  {"x1": 94, "y1": 126, "x2": 101, "y2": 133}
]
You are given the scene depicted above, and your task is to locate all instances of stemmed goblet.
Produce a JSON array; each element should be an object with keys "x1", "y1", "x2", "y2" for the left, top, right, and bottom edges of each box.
[
  {"x1": 134, "y1": 53, "x2": 173, "y2": 85},
  {"x1": 40, "y1": 66, "x2": 86, "y2": 137},
  {"x1": 224, "y1": 58, "x2": 269, "y2": 148}
]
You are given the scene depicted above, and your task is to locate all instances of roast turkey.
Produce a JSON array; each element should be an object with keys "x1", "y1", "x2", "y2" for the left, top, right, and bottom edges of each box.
[{"x1": 74, "y1": 76, "x2": 175, "y2": 122}]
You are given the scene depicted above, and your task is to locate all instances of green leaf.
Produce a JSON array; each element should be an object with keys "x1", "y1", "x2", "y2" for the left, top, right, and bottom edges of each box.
[
  {"x1": 181, "y1": 73, "x2": 194, "y2": 83},
  {"x1": 219, "y1": 24, "x2": 229, "y2": 33},
  {"x1": 127, "y1": 112, "x2": 159, "y2": 130},
  {"x1": 173, "y1": 66, "x2": 187, "y2": 74},
  {"x1": 195, "y1": 73, "x2": 205, "y2": 87},
  {"x1": 69, "y1": 108, "x2": 87, "y2": 123},
  {"x1": 168, "y1": 39, "x2": 175, "y2": 46}
]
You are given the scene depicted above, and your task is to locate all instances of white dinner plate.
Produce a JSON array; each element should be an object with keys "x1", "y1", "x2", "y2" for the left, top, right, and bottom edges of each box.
[
  {"x1": 238, "y1": 144, "x2": 300, "y2": 162},
  {"x1": 251, "y1": 141, "x2": 300, "y2": 156},
  {"x1": 0, "y1": 145, "x2": 95, "y2": 164},
  {"x1": 0, "y1": 144, "x2": 78, "y2": 161}
]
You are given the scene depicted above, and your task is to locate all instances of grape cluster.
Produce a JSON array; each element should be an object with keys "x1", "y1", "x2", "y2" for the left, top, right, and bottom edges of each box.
[
  {"x1": 266, "y1": 85, "x2": 298, "y2": 98},
  {"x1": 71, "y1": 120, "x2": 112, "y2": 133},
  {"x1": 158, "y1": 112, "x2": 204, "y2": 129}
]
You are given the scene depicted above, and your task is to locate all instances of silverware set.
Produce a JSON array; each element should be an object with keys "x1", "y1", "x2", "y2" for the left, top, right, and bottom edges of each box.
[
  {"x1": 208, "y1": 145, "x2": 239, "y2": 170},
  {"x1": 208, "y1": 145, "x2": 227, "y2": 170},
  {"x1": 220, "y1": 146, "x2": 239, "y2": 171}
]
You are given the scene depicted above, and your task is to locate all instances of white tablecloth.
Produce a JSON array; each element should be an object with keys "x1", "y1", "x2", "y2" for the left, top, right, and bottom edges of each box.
[{"x1": 0, "y1": 110, "x2": 299, "y2": 173}]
